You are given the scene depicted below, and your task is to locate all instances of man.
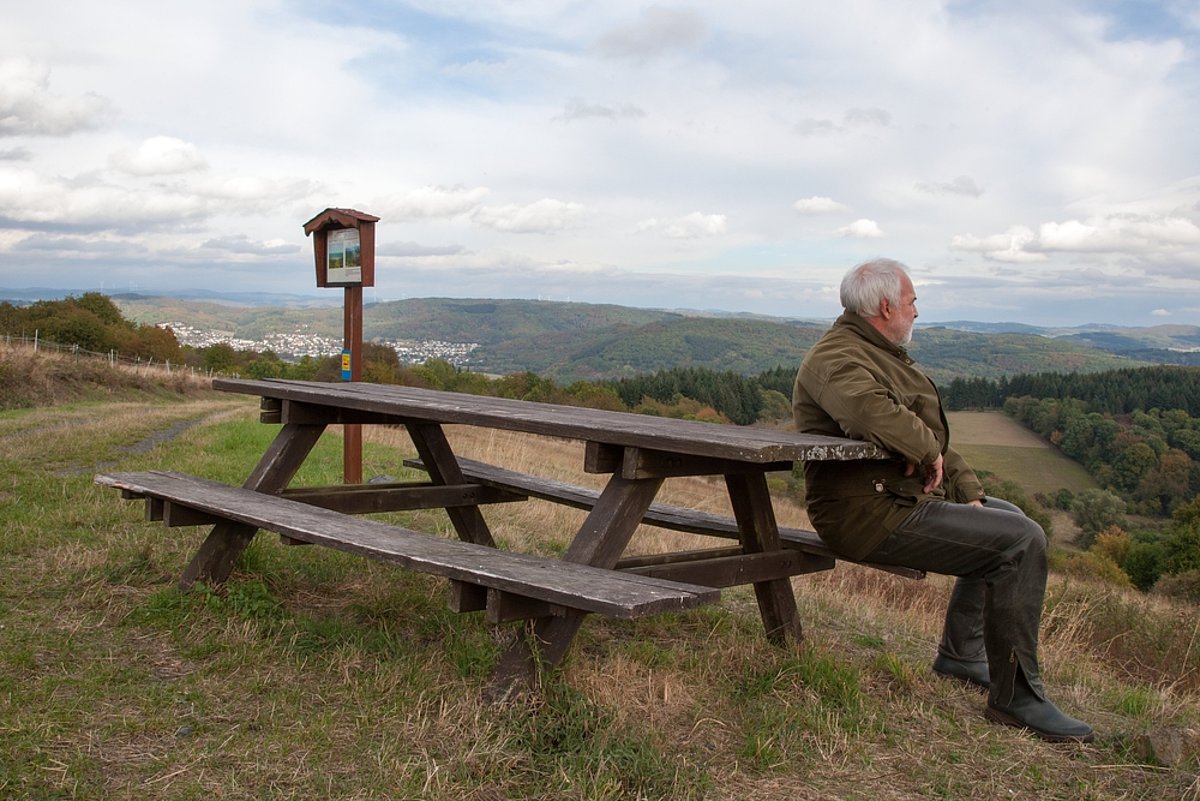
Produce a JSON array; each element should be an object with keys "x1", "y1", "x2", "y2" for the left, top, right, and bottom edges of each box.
[{"x1": 792, "y1": 258, "x2": 1094, "y2": 743}]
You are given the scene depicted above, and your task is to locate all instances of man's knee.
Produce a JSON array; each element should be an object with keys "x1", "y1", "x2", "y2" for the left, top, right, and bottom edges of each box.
[
  {"x1": 1009, "y1": 515, "x2": 1047, "y2": 562},
  {"x1": 984, "y1": 497, "x2": 1047, "y2": 552}
]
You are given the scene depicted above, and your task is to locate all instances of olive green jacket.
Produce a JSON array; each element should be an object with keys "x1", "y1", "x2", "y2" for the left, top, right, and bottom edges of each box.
[{"x1": 792, "y1": 312, "x2": 985, "y2": 560}]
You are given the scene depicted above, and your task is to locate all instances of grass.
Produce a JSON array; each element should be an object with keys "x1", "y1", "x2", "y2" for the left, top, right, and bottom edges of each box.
[
  {"x1": 947, "y1": 410, "x2": 1098, "y2": 498},
  {"x1": 2, "y1": 350, "x2": 1199, "y2": 799}
]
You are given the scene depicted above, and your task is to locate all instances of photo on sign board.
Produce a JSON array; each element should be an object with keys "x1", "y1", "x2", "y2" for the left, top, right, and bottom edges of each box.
[{"x1": 327, "y1": 228, "x2": 362, "y2": 284}]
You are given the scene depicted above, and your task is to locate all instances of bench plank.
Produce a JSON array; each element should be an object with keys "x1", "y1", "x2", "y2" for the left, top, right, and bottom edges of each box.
[
  {"x1": 405, "y1": 457, "x2": 924, "y2": 581},
  {"x1": 96, "y1": 470, "x2": 719, "y2": 619}
]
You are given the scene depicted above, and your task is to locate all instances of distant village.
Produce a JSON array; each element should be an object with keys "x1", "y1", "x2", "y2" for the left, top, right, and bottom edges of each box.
[{"x1": 162, "y1": 322, "x2": 478, "y2": 367}]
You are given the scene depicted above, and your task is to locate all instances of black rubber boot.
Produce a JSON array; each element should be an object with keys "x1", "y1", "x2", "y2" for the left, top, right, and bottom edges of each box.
[
  {"x1": 985, "y1": 652, "x2": 1094, "y2": 743},
  {"x1": 932, "y1": 653, "x2": 989, "y2": 690},
  {"x1": 935, "y1": 576, "x2": 989, "y2": 690}
]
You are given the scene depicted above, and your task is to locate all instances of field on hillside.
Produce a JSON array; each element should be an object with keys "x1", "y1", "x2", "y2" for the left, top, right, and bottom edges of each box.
[{"x1": 947, "y1": 410, "x2": 1098, "y2": 497}]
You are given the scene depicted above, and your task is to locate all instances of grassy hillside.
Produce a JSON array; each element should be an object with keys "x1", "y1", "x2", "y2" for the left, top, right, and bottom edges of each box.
[
  {"x1": 0, "y1": 341, "x2": 212, "y2": 409},
  {"x1": 112, "y1": 295, "x2": 1177, "y2": 382},
  {"x1": 366, "y1": 297, "x2": 676, "y2": 345},
  {"x1": 115, "y1": 295, "x2": 341, "y2": 335},
  {"x1": 947, "y1": 410, "x2": 1098, "y2": 497},
  {"x1": 477, "y1": 317, "x2": 828, "y2": 382},
  {"x1": 2, "y1": 348, "x2": 1198, "y2": 799},
  {"x1": 911, "y1": 327, "x2": 1147, "y2": 383}
]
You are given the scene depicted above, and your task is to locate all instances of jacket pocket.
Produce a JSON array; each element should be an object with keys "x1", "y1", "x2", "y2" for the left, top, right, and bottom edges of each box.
[{"x1": 878, "y1": 476, "x2": 925, "y2": 508}]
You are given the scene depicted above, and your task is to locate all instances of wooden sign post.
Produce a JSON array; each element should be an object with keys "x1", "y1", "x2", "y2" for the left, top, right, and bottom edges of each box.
[{"x1": 303, "y1": 207, "x2": 380, "y2": 484}]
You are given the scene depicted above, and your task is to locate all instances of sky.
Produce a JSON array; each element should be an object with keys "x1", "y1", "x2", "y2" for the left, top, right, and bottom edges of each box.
[{"x1": 1, "y1": 0, "x2": 1199, "y2": 328}]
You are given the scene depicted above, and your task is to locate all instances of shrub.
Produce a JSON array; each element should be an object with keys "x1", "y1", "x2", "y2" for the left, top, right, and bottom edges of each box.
[
  {"x1": 1091, "y1": 527, "x2": 1131, "y2": 566},
  {"x1": 1073, "y1": 488, "x2": 1128, "y2": 547},
  {"x1": 1053, "y1": 487, "x2": 1076, "y2": 510},
  {"x1": 1152, "y1": 570, "x2": 1200, "y2": 604},
  {"x1": 1057, "y1": 551, "x2": 1134, "y2": 589},
  {"x1": 1123, "y1": 539, "x2": 1167, "y2": 591}
]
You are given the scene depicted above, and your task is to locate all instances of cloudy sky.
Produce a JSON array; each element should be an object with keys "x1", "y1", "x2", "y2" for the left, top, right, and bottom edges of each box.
[{"x1": 2, "y1": 0, "x2": 1199, "y2": 327}]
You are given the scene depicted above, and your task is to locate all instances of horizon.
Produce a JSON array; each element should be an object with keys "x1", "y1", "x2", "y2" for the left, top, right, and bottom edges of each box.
[
  {"x1": 1, "y1": 3, "x2": 1198, "y2": 330},
  {"x1": 2, "y1": 283, "x2": 1191, "y2": 333}
]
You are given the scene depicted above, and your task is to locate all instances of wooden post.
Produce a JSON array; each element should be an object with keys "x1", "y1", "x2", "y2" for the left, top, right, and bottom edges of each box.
[
  {"x1": 344, "y1": 285, "x2": 363, "y2": 484},
  {"x1": 304, "y1": 207, "x2": 379, "y2": 487}
]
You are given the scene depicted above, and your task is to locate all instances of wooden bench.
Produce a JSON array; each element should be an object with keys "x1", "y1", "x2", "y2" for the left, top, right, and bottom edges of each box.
[
  {"x1": 405, "y1": 457, "x2": 924, "y2": 581},
  {"x1": 95, "y1": 470, "x2": 720, "y2": 621}
]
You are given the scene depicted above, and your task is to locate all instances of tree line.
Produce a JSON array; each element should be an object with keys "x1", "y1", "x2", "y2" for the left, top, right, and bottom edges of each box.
[
  {"x1": 942, "y1": 366, "x2": 1200, "y2": 417},
  {"x1": 942, "y1": 365, "x2": 1200, "y2": 599},
  {"x1": 1, "y1": 294, "x2": 182, "y2": 364}
]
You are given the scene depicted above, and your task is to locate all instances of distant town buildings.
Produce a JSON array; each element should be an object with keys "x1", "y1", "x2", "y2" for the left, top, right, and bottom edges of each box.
[{"x1": 161, "y1": 323, "x2": 478, "y2": 367}]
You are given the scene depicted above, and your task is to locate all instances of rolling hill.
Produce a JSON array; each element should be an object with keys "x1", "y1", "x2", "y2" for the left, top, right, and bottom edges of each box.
[{"x1": 107, "y1": 294, "x2": 1200, "y2": 382}]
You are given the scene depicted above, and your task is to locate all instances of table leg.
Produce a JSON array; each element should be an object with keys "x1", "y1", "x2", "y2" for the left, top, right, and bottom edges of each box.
[
  {"x1": 724, "y1": 471, "x2": 803, "y2": 646},
  {"x1": 489, "y1": 474, "x2": 664, "y2": 697},
  {"x1": 179, "y1": 423, "x2": 325, "y2": 588},
  {"x1": 406, "y1": 422, "x2": 496, "y2": 547}
]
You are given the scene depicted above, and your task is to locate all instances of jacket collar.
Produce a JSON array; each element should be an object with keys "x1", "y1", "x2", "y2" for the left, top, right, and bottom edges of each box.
[{"x1": 833, "y1": 312, "x2": 915, "y2": 365}]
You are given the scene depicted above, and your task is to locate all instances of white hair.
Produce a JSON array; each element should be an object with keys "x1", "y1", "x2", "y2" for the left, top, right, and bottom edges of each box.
[{"x1": 840, "y1": 258, "x2": 909, "y2": 318}]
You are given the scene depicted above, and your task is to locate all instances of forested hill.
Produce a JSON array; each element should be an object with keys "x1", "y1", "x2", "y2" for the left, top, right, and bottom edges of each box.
[
  {"x1": 108, "y1": 294, "x2": 1199, "y2": 383},
  {"x1": 906, "y1": 327, "x2": 1144, "y2": 385}
]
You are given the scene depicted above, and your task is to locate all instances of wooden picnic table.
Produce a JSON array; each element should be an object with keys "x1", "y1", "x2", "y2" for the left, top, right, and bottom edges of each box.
[{"x1": 98, "y1": 377, "x2": 892, "y2": 695}]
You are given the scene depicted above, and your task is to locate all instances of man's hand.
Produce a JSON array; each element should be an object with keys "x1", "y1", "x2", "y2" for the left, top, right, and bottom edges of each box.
[{"x1": 905, "y1": 453, "x2": 944, "y2": 493}]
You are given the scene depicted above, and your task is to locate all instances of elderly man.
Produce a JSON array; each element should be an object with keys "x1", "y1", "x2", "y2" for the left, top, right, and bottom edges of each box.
[{"x1": 792, "y1": 258, "x2": 1093, "y2": 743}]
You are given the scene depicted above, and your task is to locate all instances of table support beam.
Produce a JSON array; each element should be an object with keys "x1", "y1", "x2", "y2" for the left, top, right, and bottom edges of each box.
[
  {"x1": 406, "y1": 422, "x2": 496, "y2": 548},
  {"x1": 489, "y1": 474, "x2": 664, "y2": 697},
  {"x1": 179, "y1": 423, "x2": 326, "y2": 588},
  {"x1": 725, "y1": 471, "x2": 803, "y2": 646}
]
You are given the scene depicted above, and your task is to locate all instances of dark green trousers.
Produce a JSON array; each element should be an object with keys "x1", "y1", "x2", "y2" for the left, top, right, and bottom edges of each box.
[{"x1": 862, "y1": 496, "x2": 1048, "y2": 706}]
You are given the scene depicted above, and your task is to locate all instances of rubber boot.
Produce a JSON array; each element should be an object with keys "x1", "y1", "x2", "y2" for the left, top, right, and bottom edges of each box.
[
  {"x1": 985, "y1": 650, "x2": 1094, "y2": 743},
  {"x1": 933, "y1": 653, "x2": 989, "y2": 690},
  {"x1": 933, "y1": 577, "x2": 989, "y2": 690}
]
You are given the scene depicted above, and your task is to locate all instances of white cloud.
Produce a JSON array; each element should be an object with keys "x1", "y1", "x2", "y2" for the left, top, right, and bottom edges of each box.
[
  {"x1": 378, "y1": 240, "x2": 467, "y2": 258},
  {"x1": 915, "y1": 175, "x2": 984, "y2": 197},
  {"x1": 953, "y1": 215, "x2": 1200, "y2": 262},
  {"x1": 0, "y1": 162, "x2": 317, "y2": 232},
  {"x1": 0, "y1": 1, "x2": 1198, "y2": 326},
  {"x1": 109, "y1": 136, "x2": 207, "y2": 176},
  {"x1": 379, "y1": 185, "x2": 490, "y2": 220},
  {"x1": 1151, "y1": 308, "x2": 1171, "y2": 317},
  {"x1": 553, "y1": 98, "x2": 646, "y2": 123},
  {"x1": 796, "y1": 107, "x2": 891, "y2": 136},
  {"x1": 0, "y1": 58, "x2": 110, "y2": 137},
  {"x1": 12, "y1": 232, "x2": 146, "y2": 256},
  {"x1": 201, "y1": 234, "x2": 299, "y2": 256},
  {"x1": 472, "y1": 198, "x2": 587, "y2": 233},
  {"x1": 596, "y1": 7, "x2": 707, "y2": 61},
  {"x1": 1039, "y1": 216, "x2": 1200, "y2": 252},
  {"x1": 950, "y1": 226, "x2": 1047, "y2": 263},
  {"x1": 836, "y1": 219, "x2": 884, "y2": 239},
  {"x1": 637, "y1": 212, "x2": 727, "y2": 239},
  {"x1": 793, "y1": 196, "x2": 848, "y2": 214}
]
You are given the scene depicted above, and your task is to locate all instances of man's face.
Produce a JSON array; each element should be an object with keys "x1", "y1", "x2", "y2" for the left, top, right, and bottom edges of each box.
[{"x1": 886, "y1": 275, "x2": 919, "y2": 345}]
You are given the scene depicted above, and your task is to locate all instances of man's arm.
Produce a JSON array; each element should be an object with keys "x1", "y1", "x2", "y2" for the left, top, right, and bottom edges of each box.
[
  {"x1": 798, "y1": 359, "x2": 942, "y2": 466},
  {"x1": 943, "y1": 446, "x2": 986, "y2": 504}
]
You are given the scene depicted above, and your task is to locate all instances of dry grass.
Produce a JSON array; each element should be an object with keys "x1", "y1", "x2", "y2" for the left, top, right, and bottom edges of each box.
[
  {"x1": 3, "y1": 379, "x2": 1200, "y2": 799},
  {"x1": 0, "y1": 340, "x2": 212, "y2": 409},
  {"x1": 364, "y1": 423, "x2": 760, "y2": 560}
]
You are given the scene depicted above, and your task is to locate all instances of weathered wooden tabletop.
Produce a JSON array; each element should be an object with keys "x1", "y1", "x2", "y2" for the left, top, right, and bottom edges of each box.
[{"x1": 213, "y1": 378, "x2": 888, "y2": 465}]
